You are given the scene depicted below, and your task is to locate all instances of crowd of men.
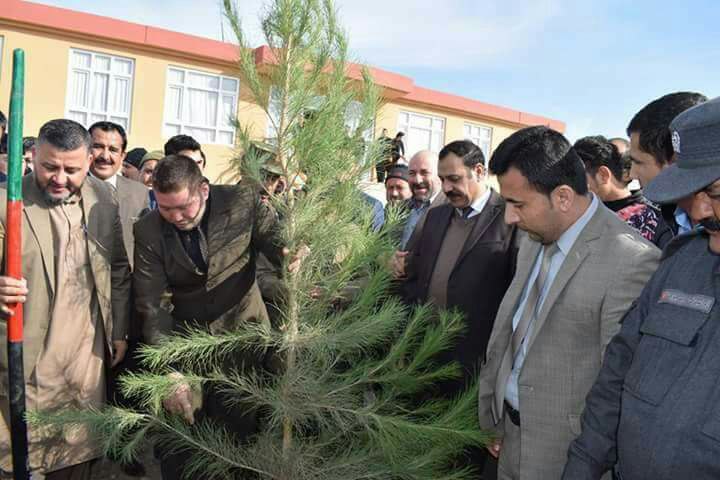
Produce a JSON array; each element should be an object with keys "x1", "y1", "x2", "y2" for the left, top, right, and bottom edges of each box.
[{"x1": 0, "y1": 89, "x2": 717, "y2": 480}]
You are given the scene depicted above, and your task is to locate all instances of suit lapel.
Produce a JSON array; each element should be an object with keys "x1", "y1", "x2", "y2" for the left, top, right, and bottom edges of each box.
[
  {"x1": 206, "y1": 186, "x2": 232, "y2": 257},
  {"x1": 162, "y1": 222, "x2": 201, "y2": 275},
  {"x1": 421, "y1": 206, "x2": 454, "y2": 290},
  {"x1": 21, "y1": 175, "x2": 55, "y2": 294},
  {"x1": 524, "y1": 206, "x2": 605, "y2": 352},
  {"x1": 455, "y1": 190, "x2": 501, "y2": 266},
  {"x1": 80, "y1": 180, "x2": 105, "y2": 286},
  {"x1": 494, "y1": 238, "x2": 541, "y2": 339}
]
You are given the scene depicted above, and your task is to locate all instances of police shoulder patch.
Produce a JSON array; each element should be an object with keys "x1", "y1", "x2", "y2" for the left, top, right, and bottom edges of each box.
[{"x1": 658, "y1": 289, "x2": 715, "y2": 314}]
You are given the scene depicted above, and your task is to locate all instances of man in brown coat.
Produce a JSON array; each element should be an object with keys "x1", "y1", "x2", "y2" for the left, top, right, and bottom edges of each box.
[
  {"x1": 0, "y1": 119, "x2": 130, "y2": 479},
  {"x1": 133, "y1": 154, "x2": 286, "y2": 479}
]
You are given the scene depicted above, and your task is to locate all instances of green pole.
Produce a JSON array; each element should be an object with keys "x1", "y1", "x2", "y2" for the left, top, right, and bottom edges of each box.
[{"x1": 6, "y1": 48, "x2": 29, "y2": 480}]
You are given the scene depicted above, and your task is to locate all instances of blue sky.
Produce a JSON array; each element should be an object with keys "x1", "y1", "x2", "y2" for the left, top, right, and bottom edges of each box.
[{"x1": 37, "y1": 0, "x2": 720, "y2": 140}]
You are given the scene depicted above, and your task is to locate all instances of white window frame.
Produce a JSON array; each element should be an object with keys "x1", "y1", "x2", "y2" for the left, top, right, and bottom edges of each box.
[
  {"x1": 163, "y1": 66, "x2": 239, "y2": 145},
  {"x1": 463, "y1": 122, "x2": 493, "y2": 160},
  {"x1": 65, "y1": 48, "x2": 135, "y2": 132},
  {"x1": 266, "y1": 88, "x2": 371, "y2": 141},
  {"x1": 397, "y1": 110, "x2": 446, "y2": 156}
]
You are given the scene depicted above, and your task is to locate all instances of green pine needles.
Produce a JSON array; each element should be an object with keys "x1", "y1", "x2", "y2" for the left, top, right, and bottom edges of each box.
[{"x1": 28, "y1": 0, "x2": 493, "y2": 478}]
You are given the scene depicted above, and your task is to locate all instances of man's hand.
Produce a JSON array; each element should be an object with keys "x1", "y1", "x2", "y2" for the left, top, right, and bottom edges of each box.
[
  {"x1": 0, "y1": 276, "x2": 28, "y2": 316},
  {"x1": 111, "y1": 340, "x2": 128, "y2": 367},
  {"x1": 285, "y1": 245, "x2": 310, "y2": 274},
  {"x1": 162, "y1": 373, "x2": 196, "y2": 424},
  {"x1": 487, "y1": 439, "x2": 502, "y2": 459},
  {"x1": 390, "y1": 251, "x2": 408, "y2": 279}
]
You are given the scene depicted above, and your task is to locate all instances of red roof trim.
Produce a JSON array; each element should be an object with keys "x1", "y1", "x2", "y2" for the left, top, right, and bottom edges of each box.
[
  {"x1": 404, "y1": 86, "x2": 566, "y2": 132},
  {"x1": 2, "y1": 0, "x2": 565, "y2": 131}
]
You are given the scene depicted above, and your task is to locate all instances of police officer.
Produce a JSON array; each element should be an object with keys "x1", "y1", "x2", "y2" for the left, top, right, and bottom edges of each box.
[{"x1": 562, "y1": 96, "x2": 720, "y2": 479}]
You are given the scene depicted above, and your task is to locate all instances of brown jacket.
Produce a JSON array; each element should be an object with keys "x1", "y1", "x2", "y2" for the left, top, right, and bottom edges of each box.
[
  {"x1": 115, "y1": 174, "x2": 149, "y2": 268},
  {"x1": 134, "y1": 183, "x2": 284, "y2": 344},
  {"x1": 0, "y1": 174, "x2": 131, "y2": 388}
]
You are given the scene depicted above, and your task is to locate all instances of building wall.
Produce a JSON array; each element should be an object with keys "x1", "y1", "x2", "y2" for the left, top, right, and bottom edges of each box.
[
  {"x1": 0, "y1": 22, "x2": 549, "y2": 185},
  {"x1": 377, "y1": 100, "x2": 521, "y2": 159},
  {"x1": 0, "y1": 25, "x2": 269, "y2": 182}
]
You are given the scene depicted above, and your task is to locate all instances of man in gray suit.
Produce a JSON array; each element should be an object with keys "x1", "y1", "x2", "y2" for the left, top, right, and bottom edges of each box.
[
  {"x1": 88, "y1": 121, "x2": 149, "y2": 267},
  {"x1": 477, "y1": 126, "x2": 660, "y2": 480},
  {"x1": 563, "y1": 96, "x2": 720, "y2": 480}
]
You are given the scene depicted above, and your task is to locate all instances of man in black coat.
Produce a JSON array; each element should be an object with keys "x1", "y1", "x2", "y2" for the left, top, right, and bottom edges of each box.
[
  {"x1": 403, "y1": 140, "x2": 516, "y2": 478},
  {"x1": 405, "y1": 140, "x2": 517, "y2": 394}
]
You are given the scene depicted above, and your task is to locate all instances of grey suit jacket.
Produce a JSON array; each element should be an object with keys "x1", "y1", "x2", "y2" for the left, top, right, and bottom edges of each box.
[
  {"x1": 115, "y1": 175, "x2": 149, "y2": 268},
  {"x1": 477, "y1": 203, "x2": 660, "y2": 480}
]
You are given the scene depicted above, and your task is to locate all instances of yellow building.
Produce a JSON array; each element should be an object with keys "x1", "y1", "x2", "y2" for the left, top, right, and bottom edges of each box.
[{"x1": 0, "y1": 0, "x2": 564, "y2": 182}]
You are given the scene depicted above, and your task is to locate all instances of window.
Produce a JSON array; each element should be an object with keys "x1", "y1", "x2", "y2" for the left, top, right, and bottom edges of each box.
[
  {"x1": 163, "y1": 67, "x2": 239, "y2": 145},
  {"x1": 66, "y1": 49, "x2": 134, "y2": 131},
  {"x1": 266, "y1": 88, "x2": 371, "y2": 140},
  {"x1": 464, "y1": 122, "x2": 493, "y2": 159},
  {"x1": 397, "y1": 111, "x2": 445, "y2": 157}
]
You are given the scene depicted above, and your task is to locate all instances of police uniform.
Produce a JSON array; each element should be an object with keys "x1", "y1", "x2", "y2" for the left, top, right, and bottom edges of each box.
[{"x1": 563, "y1": 230, "x2": 720, "y2": 479}]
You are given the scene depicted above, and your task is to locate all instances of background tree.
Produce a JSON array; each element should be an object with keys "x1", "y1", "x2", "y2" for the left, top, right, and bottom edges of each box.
[{"x1": 31, "y1": 0, "x2": 492, "y2": 478}]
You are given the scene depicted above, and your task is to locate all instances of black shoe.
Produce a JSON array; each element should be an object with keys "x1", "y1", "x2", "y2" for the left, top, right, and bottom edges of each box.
[{"x1": 121, "y1": 460, "x2": 147, "y2": 477}]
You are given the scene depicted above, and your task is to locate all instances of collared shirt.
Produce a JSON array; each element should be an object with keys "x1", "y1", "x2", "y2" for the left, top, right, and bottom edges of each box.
[
  {"x1": 148, "y1": 189, "x2": 157, "y2": 211},
  {"x1": 89, "y1": 171, "x2": 119, "y2": 189},
  {"x1": 505, "y1": 194, "x2": 599, "y2": 409},
  {"x1": 454, "y1": 188, "x2": 492, "y2": 219},
  {"x1": 103, "y1": 173, "x2": 119, "y2": 189},
  {"x1": 400, "y1": 191, "x2": 440, "y2": 249},
  {"x1": 674, "y1": 207, "x2": 693, "y2": 235}
]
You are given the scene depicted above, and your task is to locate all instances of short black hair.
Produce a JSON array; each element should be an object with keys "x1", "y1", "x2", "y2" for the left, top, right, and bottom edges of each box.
[
  {"x1": 38, "y1": 119, "x2": 92, "y2": 152},
  {"x1": 627, "y1": 92, "x2": 707, "y2": 166},
  {"x1": 439, "y1": 139, "x2": 485, "y2": 168},
  {"x1": 153, "y1": 154, "x2": 206, "y2": 194},
  {"x1": 489, "y1": 126, "x2": 588, "y2": 196},
  {"x1": 164, "y1": 134, "x2": 202, "y2": 156},
  {"x1": 88, "y1": 121, "x2": 128, "y2": 152},
  {"x1": 574, "y1": 135, "x2": 624, "y2": 182},
  {"x1": 22, "y1": 136, "x2": 36, "y2": 155}
]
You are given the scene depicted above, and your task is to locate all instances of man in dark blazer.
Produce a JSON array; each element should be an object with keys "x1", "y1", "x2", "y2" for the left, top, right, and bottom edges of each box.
[
  {"x1": 404, "y1": 140, "x2": 516, "y2": 478},
  {"x1": 133, "y1": 155, "x2": 286, "y2": 479},
  {"x1": 405, "y1": 140, "x2": 517, "y2": 394}
]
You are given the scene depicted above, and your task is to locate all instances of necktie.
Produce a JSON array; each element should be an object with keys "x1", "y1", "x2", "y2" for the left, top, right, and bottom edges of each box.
[
  {"x1": 459, "y1": 206, "x2": 473, "y2": 219},
  {"x1": 511, "y1": 243, "x2": 558, "y2": 355},
  {"x1": 494, "y1": 243, "x2": 558, "y2": 416}
]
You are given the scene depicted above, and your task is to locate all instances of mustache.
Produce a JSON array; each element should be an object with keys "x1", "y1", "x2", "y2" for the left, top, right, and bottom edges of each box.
[
  {"x1": 701, "y1": 217, "x2": 720, "y2": 232},
  {"x1": 94, "y1": 157, "x2": 114, "y2": 165},
  {"x1": 411, "y1": 182, "x2": 429, "y2": 191}
]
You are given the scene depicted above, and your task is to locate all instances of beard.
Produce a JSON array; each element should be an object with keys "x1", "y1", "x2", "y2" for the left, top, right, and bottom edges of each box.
[
  {"x1": 40, "y1": 182, "x2": 79, "y2": 206},
  {"x1": 411, "y1": 182, "x2": 432, "y2": 201}
]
